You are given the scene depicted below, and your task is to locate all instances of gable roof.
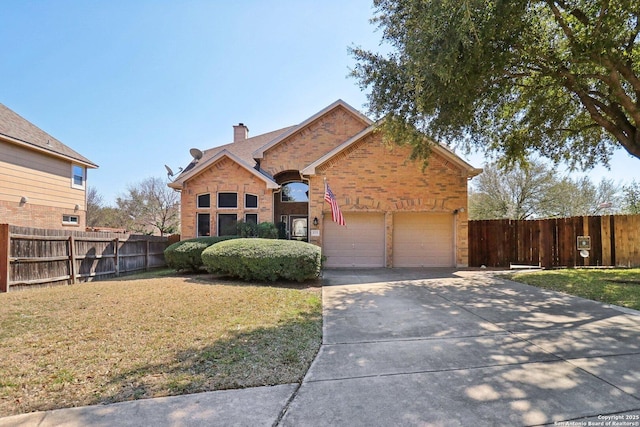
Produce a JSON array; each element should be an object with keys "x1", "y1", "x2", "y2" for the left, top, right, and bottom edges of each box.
[
  {"x1": 301, "y1": 124, "x2": 483, "y2": 177},
  {"x1": 169, "y1": 99, "x2": 481, "y2": 189},
  {"x1": 167, "y1": 127, "x2": 293, "y2": 189},
  {"x1": 0, "y1": 103, "x2": 98, "y2": 168},
  {"x1": 169, "y1": 126, "x2": 295, "y2": 188},
  {"x1": 205, "y1": 126, "x2": 296, "y2": 166},
  {"x1": 252, "y1": 99, "x2": 373, "y2": 160}
]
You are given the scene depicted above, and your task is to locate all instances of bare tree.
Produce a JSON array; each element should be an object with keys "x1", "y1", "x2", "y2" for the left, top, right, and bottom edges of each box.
[
  {"x1": 86, "y1": 186, "x2": 104, "y2": 227},
  {"x1": 116, "y1": 177, "x2": 180, "y2": 236},
  {"x1": 469, "y1": 161, "x2": 622, "y2": 219},
  {"x1": 540, "y1": 177, "x2": 621, "y2": 217},
  {"x1": 469, "y1": 161, "x2": 558, "y2": 220},
  {"x1": 621, "y1": 180, "x2": 640, "y2": 214}
]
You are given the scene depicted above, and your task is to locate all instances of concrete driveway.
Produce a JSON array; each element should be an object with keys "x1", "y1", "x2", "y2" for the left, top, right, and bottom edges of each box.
[
  {"x1": 2, "y1": 269, "x2": 639, "y2": 426},
  {"x1": 281, "y1": 269, "x2": 640, "y2": 426}
]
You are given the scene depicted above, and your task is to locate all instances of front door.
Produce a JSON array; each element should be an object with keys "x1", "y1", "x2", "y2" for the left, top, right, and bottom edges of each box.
[{"x1": 290, "y1": 216, "x2": 308, "y2": 241}]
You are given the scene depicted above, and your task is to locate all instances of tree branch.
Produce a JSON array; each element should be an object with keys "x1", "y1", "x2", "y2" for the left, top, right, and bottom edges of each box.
[{"x1": 546, "y1": 1, "x2": 577, "y2": 45}]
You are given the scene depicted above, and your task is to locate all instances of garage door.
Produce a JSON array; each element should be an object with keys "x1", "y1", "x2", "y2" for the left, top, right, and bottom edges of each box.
[
  {"x1": 323, "y1": 213, "x2": 385, "y2": 267},
  {"x1": 393, "y1": 213, "x2": 454, "y2": 267}
]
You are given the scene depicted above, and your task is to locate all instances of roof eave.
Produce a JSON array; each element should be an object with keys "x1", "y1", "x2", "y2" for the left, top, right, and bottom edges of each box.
[
  {"x1": 0, "y1": 134, "x2": 99, "y2": 168},
  {"x1": 301, "y1": 125, "x2": 482, "y2": 178},
  {"x1": 301, "y1": 125, "x2": 376, "y2": 175},
  {"x1": 253, "y1": 99, "x2": 373, "y2": 160},
  {"x1": 430, "y1": 144, "x2": 482, "y2": 177},
  {"x1": 168, "y1": 149, "x2": 279, "y2": 189}
]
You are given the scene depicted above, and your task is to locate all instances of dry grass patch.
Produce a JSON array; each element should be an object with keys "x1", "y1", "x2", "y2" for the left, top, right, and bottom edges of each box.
[{"x1": 0, "y1": 270, "x2": 322, "y2": 416}]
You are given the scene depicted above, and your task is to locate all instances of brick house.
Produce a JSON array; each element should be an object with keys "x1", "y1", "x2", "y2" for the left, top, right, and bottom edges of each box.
[
  {"x1": 0, "y1": 103, "x2": 98, "y2": 229},
  {"x1": 169, "y1": 100, "x2": 481, "y2": 267}
]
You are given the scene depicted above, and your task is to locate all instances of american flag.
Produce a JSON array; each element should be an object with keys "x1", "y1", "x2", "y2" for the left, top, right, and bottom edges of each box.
[{"x1": 324, "y1": 182, "x2": 346, "y2": 226}]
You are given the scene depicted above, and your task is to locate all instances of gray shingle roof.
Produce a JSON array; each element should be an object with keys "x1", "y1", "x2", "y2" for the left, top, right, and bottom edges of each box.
[
  {"x1": 0, "y1": 103, "x2": 98, "y2": 168},
  {"x1": 176, "y1": 125, "x2": 296, "y2": 178},
  {"x1": 202, "y1": 126, "x2": 297, "y2": 164}
]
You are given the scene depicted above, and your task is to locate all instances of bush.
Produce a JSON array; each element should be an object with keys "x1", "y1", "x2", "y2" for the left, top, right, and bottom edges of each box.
[
  {"x1": 236, "y1": 221, "x2": 258, "y2": 237},
  {"x1": 234, "y1": 221, "x2": 279, "y2": 238},
  {"x1": 164, "y1": 236, "x2": 238, "y2": 272},
  {"x1": 201, "y1": 238, "x2": 321, "y2": 282},
  {"x1": 256, "y1": 222, "x2": 278, "y2": 239}
]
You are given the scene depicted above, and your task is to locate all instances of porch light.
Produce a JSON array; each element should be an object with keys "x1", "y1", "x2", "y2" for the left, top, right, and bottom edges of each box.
[{"x1": 313, "y1": 217, "x2": 319, "y2": 226}]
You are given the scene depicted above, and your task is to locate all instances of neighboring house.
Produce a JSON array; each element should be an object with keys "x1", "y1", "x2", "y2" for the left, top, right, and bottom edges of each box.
[
  {"x1": 169, "y1": 100, "x2": 481, "y2": 267},
  {"x1": 0, "y1": 103, "x2": 98, "y2": 229}
]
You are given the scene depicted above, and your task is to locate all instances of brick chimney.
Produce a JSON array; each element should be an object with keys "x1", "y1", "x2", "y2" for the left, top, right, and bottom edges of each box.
[{"x1": 233, "y1": 123, "x2": 249, "y2": 142}]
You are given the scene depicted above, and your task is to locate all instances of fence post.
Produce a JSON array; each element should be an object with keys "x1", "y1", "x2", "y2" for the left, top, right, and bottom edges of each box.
[
  {"x1": 145, "y1": 240, "x2": 150, "y2": 271},
  {"x1": 610, "y1": 216, "x2": 616, "y2": 266},
  {"x1": 68, "y1": 236, "x2": 77, "y2": 284},
  {"x1": 114, "y1": 238, "x2": 120, "y2": 277},
  {"x1": 0, "y1": 224, "x2": 9, "y2": 292}
]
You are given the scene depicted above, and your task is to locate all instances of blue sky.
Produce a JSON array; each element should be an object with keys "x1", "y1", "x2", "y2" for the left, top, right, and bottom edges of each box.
[{"x1": 2, "y1": 0, "x2": 638, "y2": 205}]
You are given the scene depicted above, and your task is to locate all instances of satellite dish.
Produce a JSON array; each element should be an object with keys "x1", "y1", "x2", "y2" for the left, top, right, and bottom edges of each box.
[
  {"x1": 580, "y1": 249, "x2": 589, "y2": 258},
  {"x1": 190, "y1": 148, "x2": 203, "y2": 160},
  {"x1": 164, "y1": 164, "x2": 174, "y2": 177}
]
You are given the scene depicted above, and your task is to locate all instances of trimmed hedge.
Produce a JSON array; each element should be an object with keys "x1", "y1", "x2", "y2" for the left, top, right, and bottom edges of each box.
[
  {"x1": 202, "y1": 238, "x2": 321, "y2": 282},
  {"x1": 164, "y1": 236, "x2": 239, "y2": 272}
]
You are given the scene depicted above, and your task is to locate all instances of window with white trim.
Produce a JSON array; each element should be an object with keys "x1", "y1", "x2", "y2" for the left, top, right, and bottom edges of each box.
[
  {"x1": 71, "y1": 165, "x2": 85, "y2": 189},
  {"x1": 245, "y1": 194, "x2": 258, "y2": 209},
  {"x1": 245, "y1": 213, "x2": 258, "y2": 224},
  {"x1": 197, "y1": 213, "x2": 210, "y2": 236},
  {"x1": 62, "y1": 215, "x2": 79, "y2": 225},
  {"x1": 197, "y1": 193, "x2": 211, "y2": 208},
  {"x1": 218, "y1": 192, "x2": 237, "y2": 208},
  {"x1": 218, "y1": 213, "x2": 237, "y2": 236}
]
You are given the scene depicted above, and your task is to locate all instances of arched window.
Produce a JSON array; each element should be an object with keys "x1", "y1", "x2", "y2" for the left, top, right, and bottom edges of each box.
[{"x1": 281, "y1": 182, "x2": 309, "y2": 202}]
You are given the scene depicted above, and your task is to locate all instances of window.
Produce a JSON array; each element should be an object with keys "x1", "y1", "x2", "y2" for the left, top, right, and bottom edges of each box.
[
  {"x1": 218, "y1": 192, "x2": 237, "y2": 208},
  {"x1": 197, "y1": 194, "x2": 210, "y2": 208},
  {"x1": 71, "y1": 165, "x2": 85, "y2": 189},
  {"x1": 245, "y1": 213, "x2": 258, "y2": 224},
  {"x1": 281, "y1": 182, "x2": 309, "y2": 202},
  {"x1": 245, "y1": 194, "x2": 258, "y2": 209},
  {"x1": 291, "y1": 217, "x2": 308, "y2": 239},
  {"x1": 218, "y1": 214, "x2": 237, "y2": 236},
  {"x1": 62, "y1": 215, "x2": 79, "y2": 225},
  {"x1": 197, "y1": 213, "x2": 210, "y2": 236}
]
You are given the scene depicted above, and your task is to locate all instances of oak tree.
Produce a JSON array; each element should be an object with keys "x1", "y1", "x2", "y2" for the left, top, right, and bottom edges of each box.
[{"x1": 351, "y1": 0, "x2": 640, "y2": 167}]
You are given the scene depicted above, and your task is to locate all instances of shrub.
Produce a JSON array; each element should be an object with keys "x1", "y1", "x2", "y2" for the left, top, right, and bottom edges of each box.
[
  {"x1": 256, "y1": 222, "x2": 278, "y2": 239},
  {"x1": 201, "y1": 238, "x2": 321, "y2": 282},
  {"x1": 164, "y1": 236, "x2": 238, "y2": 272},
  {"x1": 236, "y1": 220, "x2": 258, "y2": 237},
  {"x1": 233, "y1": 221, "x2": 279, "y2": 238}
]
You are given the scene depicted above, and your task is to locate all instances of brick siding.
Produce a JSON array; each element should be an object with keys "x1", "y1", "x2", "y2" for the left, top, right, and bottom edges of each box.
[
  {"x1": 178, "y1": 105, "x2": 472, "y2": 266},
  {"x1": 180, "y1": 157, "x2": 274, "y2": 238},
  {"x1": 308, "y1": 133, "x2": 470, "y2": 266},
  {"x1": 260, "y1": 106, "x2": 369, "y2": 176},
  {"x1": 0, "y1": 200, "x2": 86, "y2": 229}
]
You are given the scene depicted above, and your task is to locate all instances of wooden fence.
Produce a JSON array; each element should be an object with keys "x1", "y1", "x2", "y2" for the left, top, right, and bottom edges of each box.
[
  {"x1": 0, "y1": 224, "x2": 173, "y2": 292},
  {"x1": 469, "y1": 215, "x2": 640, "y2": 268}
]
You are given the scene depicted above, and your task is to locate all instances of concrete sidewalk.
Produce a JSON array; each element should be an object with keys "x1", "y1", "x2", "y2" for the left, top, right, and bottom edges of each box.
[{"x1": 2, "y1": 269, "x2": 640, "y2": 426}]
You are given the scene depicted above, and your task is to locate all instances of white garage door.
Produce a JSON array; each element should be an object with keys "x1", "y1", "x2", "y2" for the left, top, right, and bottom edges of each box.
[
  {"x1": 393, "y1": 213, "x2": 454, "y2": 267},
  {"x1": 323, "y1": 213, "x2": 385, "y2": 268}
]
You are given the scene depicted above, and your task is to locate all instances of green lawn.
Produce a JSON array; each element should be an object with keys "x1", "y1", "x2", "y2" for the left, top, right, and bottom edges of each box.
[
  {"x1": 0, "y1": 270, "x2": 322, "y2": 417},
  {"x1": 510, "y1": 268, "x2": 640, "y2": 310}
]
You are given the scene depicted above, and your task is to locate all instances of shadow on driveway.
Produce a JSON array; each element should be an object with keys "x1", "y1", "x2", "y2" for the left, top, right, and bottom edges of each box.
[{"x1": 281, "y1": 268, "x2": 640, "y2": 426}]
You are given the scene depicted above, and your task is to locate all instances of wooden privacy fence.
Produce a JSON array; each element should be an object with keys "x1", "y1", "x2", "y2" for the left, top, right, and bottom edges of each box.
[
  {"x1": 0, "y1": 224, "x2": 172, "y2": 292},
  {"x1": 469, "y1": 215, "x2": 640, "y2": 269}
]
